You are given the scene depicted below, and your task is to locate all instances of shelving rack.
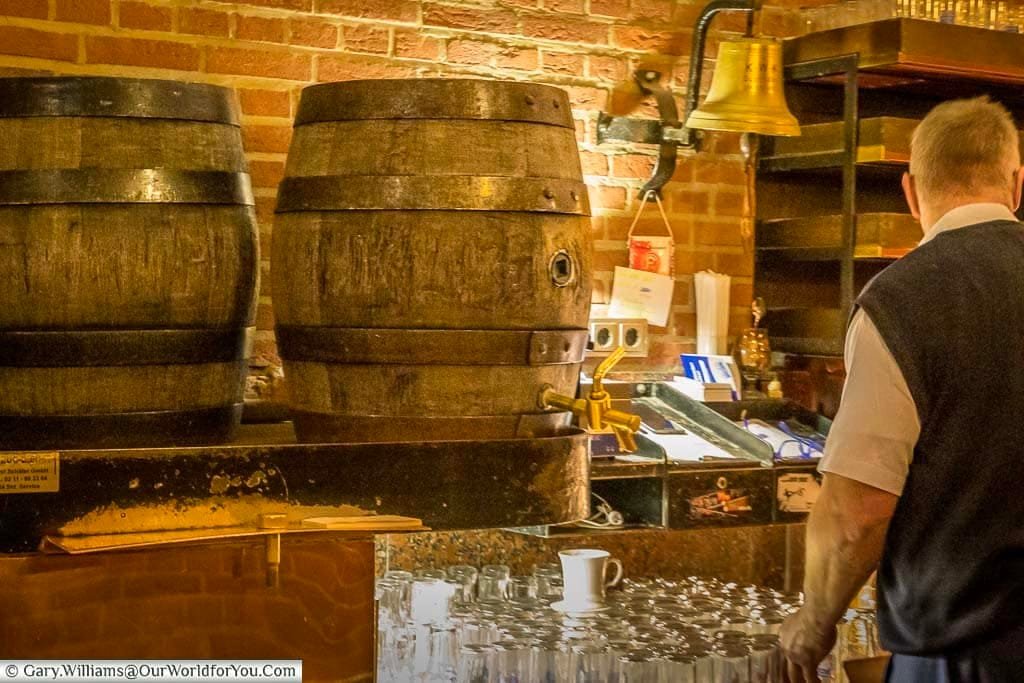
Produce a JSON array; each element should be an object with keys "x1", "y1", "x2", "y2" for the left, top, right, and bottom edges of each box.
[{"x1": 755, "y1": 18, "x2": 1024, "y2": 356}]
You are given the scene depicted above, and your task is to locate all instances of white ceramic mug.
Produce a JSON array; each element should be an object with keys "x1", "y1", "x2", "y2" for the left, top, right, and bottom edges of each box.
[{"x1": 558, "y1": 548, "x2": 623, "y2": 607}]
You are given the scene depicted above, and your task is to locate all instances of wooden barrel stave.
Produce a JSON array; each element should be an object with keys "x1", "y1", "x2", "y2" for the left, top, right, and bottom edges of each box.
[
  {"x1": 271, "y1": 211, "x2": 590, "y2": 330},
  {"x1": 0, "y1": 205, "x2": 258, "y2": 328},
  {"x1": 0, "y1": 77, "x2": 257, "y2": 449}
]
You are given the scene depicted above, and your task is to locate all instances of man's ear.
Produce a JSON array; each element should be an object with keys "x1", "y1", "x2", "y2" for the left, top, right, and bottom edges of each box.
[
  {"x1": 1013, "y1": 166, "x2": 1024, "y2": 213},
  {"x1": 902, "y1": 172, "x2": 921, "y2": 222}
]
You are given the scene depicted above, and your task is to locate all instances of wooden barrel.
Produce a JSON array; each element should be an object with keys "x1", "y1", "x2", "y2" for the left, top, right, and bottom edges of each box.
[
  {"x1": 273, "y1": 79, "x2": 592, "y2": 443},
  {"x1": 0, "y1": 77, "x2": 258, "y2": 449}
]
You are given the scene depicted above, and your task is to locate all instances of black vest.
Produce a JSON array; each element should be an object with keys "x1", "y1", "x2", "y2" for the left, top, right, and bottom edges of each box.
[{"x1": 857, "y1": 219, "x2": 1024, "y2": 656}]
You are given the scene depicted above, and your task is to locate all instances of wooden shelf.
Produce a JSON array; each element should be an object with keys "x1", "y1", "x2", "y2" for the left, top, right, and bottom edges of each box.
[
  {"x1": 763, "y1": 307, "x2": 846, "y2": 356},
  {"x1": 758, "y1": 213, "x2": 919, "y2": 261},
  {"x1": 762, "y1": 117, "x2": 915, "y2": 170},
  {"x1": 784, "y1": 18, "x2": 1024, "y2": 89}
]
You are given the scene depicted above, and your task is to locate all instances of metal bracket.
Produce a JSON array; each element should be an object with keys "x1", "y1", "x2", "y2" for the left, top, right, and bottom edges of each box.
[{"x1": 595, "y1": 0, "x2": 761, "y2": 196}]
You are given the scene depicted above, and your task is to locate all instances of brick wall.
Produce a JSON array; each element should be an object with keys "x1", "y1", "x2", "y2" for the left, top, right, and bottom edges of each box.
[{"x1": 0, "y1": 0, "x2": 808, "y2": 372}]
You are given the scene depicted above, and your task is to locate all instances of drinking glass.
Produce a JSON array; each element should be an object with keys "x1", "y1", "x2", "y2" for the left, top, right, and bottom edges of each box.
[
  {"x1": 529, "y1": 640, "x2": 560, "y2": 683},
  {"x1": 417, "y1": 568, "x2": 448, "y2": 580},
  {"x1": 659, "y1": 652, "x2": 697, "y2": 683},
  {"x1": 619, "y1": 650, "x2": 657, "y2": 682},
  {"x1": 571, "y1": 642, "x2": 613, "y2": 683},
  {"x1": 448, "y1": 564, "x2": 479, "y2": 602},
  {"x1": 712, "y1": 644, "x2": 751, "y2": 683},
  {"x1": 508, "y1": 576, "x2": 539, "y2": 603},
  {"x1": 457, "y1": 643, "x2": 494, "y2": 683},
  {"x1": 736, "y1": 327, "x2": 771, "y2": 385},
  {"x1": 479, "y1": 565, "x2": 511, "y2": 603}
]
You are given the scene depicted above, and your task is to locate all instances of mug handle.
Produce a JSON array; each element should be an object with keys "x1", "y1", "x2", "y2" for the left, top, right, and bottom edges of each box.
[{"x1": 605, "y1": 558, "x2": 623, "y2": 588}]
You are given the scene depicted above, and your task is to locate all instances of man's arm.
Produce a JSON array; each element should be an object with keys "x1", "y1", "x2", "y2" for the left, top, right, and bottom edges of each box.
[{"x1": 781, "y1": 473, "x2": 898, "y2": 683}]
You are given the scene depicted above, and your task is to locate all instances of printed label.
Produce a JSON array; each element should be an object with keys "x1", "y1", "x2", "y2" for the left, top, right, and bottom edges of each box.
[
  {"x1": 777, "y1": 473, "x2": 820, "y2": 513},
  {"x1": 0, "y1": 451, "x2": 59, "y2": 493}
]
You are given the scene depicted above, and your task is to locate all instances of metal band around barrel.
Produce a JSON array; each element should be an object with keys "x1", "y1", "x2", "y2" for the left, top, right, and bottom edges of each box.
[
  {"x1": 276, "y1": 327, "x2": 589, "y2": 366},
  {"x1": 0, "y1": 77, "x2": 240, "y2": 125},
  {"x1": 0, "y1": 170, "x2": 254, "y2": 206},
  {"x1": 295, "y1": 79, "x2": 573, "y2": 128},
  {"x1": 0, "y1": 327, "x2": 254, "y2": 367},
  {"x1": 275, "y1": 176, "x2": 589, "y2": 215},
  {"x1": 0, "y1": 405, "x2": 243, "y2": 450}
]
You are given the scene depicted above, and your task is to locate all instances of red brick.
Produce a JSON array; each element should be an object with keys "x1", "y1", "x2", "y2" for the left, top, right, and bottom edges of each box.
[
  {"x1": 394, "y1": 30, "x2": 442, "y2": 60},
  {"x1": 542, "y1": 51, "x2": 584, "y2": 76},
  {"x1": 56, "y1": 0, "x2": 110, "y2": 24},
  {"x1": 0, "y1": 0, "x2": 47, "y2": 19},
  {"x1": 629, "y1": 0, "x2": 674, "y2": 22},
  {"x1": 495, "y1": 46, "x2": 538, "y2": 71},
  {"x1": 522, "y1": 15, "x2": 608, "y2": 44},
  {"x1": 289, "y1": 17, "x2": 339, "y2": 49},
  {"x1": 665, "y1": 186, "x2": 710, "y2": 215},
  {"x1": 249, "y1": 159, "x2": 285, "y2": 190},
  {"x1": 731, "y1": 283, "x2": 754, "y2": 307},
  {"x1": 716, "y1": 252, "x2": 754, "y2": 277},
  {"x1": 588, "y1": 184, "x2": 627, "y2": 210},
  {"x1": 675, "y1": 249, "x2": 716, "y2": 274},
  {"x1": 119, "y1": 2, "x2": 173, "y2": 31},
  {"x1": 695, "y1": 220, "x2": 744, "y2": 247},
  {"x1": 343, "y1": 24, "x2": 390, "y2": 54},
  {"x1": 318, "y1": 0, "x2": 419, "y2": 22},
  {"x1": 239, "y1": 88, "x2": 292, "y2": 117},
  {"x1": 242, "y1": 125, "x2": 292, "y2": 153},
  {"x1": 501, "y1": 0, "x2": 537, "y2": 7},
  {"x1": 179, "y1": 8, "x2": 230, "y2": 37},
  {"x1": 207, "y1": 47, "x2": 311, "y2": 80},
  {"x1": 316, "y1": 54, "x2": 415, "y2": 82},
  {"x1": 714, "y1": 190, "x2": 748, "y2": 217},
  {"x1": 588, "y1": 0, "x2": 629, "y2": 18},
  {"x1": 593, "y1": 248, "x2": 628, "y2": 271},
  {"x1": 695, "y1": 158, "x2": 747, "y2": 185},
  {"x1": 612, "y1": 153, "x2": 655, "y2": 179},
  {"x1": 235, "y1": 0, "x2": 311, "y2": 10},
  {"x1": 566, "y1": 85, "x2": 606, "y2": 110},
  {"x1": 545, "y1": 0, "x2": 585, "y2": 12},
  {"x1": 86, "y1": 36, "x2": 199, "y2": 71},
  {"x1": 0, "y1": 26, "x2": 77, "y2": 61},
  {"x1": 612, "y1": 26, "x2": 691, "y2": 54},
  {"x1": 588, "y1": 54, "x2": 625, "y2": 81},
  {"x1": 236, "y1": 15, "x2": 287, "y2": 43},
  {"x1": 672, "y1": 312, "x2": 698, "y2": 337},
  {"x1": 579, "y1": 151, "x2": 608, "y2": 176},
  {"x1": 446, "y1": 39, "x2": 501, "y2": 64},
  {"x1": 423, "y1": 3, "x2": 518, "y2": 34}
]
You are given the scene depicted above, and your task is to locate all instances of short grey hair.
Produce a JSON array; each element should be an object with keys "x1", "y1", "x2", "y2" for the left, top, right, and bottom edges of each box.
[{"x1": 910, "y1": 96, "x2": 1020, "y2": 199}]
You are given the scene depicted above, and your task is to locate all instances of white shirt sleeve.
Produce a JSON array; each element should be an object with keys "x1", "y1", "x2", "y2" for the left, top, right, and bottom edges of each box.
[{"x1": 817, "y1": 309, "x2": 920, "y2": 496}]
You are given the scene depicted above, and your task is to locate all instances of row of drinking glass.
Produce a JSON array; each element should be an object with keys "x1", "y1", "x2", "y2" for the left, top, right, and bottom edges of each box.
[
  {"x1": 802, "y1": 0, "x2": 1024, "y2": 32},
  {"x1": 376, "y1": 567, "x2": 803, "y2": 682}
]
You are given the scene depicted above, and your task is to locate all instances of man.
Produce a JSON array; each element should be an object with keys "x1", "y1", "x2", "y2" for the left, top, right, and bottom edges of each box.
[{"x1": 780, "y1": 96, "x2": 1024, "y2": 682}]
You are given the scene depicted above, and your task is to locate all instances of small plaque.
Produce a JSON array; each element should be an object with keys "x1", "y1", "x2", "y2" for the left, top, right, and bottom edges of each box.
[
  {"x1": 0, "y1": 451, "x2": 59, "y2": 494},
  {"x1": 777, "y1": 473, "x2": 820, "y2": 513}
]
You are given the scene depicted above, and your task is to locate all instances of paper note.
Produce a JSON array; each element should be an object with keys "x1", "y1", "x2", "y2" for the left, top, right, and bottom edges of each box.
[
  {"x1": 0, "y1": 451, "x2": 59, "y2": 494},
  {"x1": 608, "y1": 266, "x2": 674, "y2": 326}
]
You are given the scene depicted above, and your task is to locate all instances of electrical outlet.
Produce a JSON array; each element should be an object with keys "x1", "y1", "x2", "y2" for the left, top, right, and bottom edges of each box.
[{"x1": 587, "y1": 318, "x2": 648, "y2": 357}]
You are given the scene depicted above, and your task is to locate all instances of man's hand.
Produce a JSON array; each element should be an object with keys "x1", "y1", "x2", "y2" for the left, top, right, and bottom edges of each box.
[{"x1": 780, "y1": 608, "x2": 837, "y2": 683}]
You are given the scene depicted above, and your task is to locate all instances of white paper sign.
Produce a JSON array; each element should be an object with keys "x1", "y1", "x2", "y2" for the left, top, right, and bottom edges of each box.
[{"x1": 607, "y1": 266, "x2": 674, "y2": 327}]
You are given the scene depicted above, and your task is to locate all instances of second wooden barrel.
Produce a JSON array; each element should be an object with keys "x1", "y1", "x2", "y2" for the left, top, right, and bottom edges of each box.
[
  {"x1": 273, "y1": 79, "x2": 592, "y2": 443},
  {"x1": 0, "y1": 77, "x2": 258, "y2": 449}
]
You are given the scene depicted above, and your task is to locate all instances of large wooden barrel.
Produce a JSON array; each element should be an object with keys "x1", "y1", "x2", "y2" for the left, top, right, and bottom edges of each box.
[
  {"x1": 273, "y1": 79, "x2": 592, "y2": 443},
  {"x1": 0, "y1": 77, "x2": 258, "y2": 449}
]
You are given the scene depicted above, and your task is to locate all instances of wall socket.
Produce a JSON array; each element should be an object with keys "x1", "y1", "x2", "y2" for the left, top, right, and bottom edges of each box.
[{"x1": 588, "y1": 318, "x2": 649, "y2": 358}]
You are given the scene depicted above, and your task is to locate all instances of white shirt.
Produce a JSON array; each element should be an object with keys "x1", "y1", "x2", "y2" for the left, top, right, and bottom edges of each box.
[{"x1": 818, "y1": 203, "x2": 1019, "y2": 495}]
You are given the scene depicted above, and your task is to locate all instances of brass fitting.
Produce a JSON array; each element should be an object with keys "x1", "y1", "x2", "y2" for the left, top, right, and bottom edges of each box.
[{"x1": 540, "y1": 346, "x2": 642, "y2": 453}]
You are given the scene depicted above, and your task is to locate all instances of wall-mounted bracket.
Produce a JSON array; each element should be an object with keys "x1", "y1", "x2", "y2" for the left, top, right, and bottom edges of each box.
[{"x1": 595, "y1": 0, "x2": 761, "y2": 196}]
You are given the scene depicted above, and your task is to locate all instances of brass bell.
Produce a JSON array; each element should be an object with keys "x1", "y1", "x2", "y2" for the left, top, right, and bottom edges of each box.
[{"x1": 686, "y1": 37, "x2": 800, "y2": 137}]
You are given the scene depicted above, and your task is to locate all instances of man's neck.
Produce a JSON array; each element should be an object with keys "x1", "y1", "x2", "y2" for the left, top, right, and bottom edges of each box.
[{"x1": 920, "y1": 196, "x2": 1014, "y2": 232}]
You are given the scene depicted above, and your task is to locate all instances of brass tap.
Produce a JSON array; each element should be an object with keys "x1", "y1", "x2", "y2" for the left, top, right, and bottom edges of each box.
[{"x1": 540, "y1": 346, "x2": 642, "y2": 453}]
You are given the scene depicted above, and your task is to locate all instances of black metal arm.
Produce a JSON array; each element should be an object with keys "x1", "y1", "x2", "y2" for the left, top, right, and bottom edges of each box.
[{"x1": 596, "y1": 0, "x2": 762, "y2": 195}]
